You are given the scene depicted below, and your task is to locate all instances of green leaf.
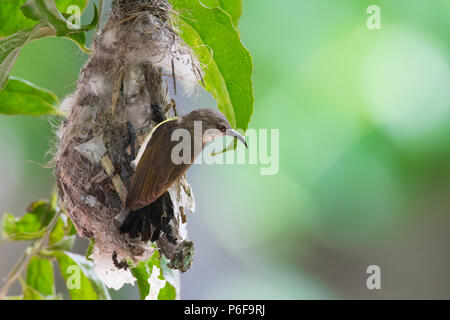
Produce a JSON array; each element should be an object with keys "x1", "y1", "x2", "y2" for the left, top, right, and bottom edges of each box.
[
  {"x1": 0, "y1": 77, "x2": 60, "y2": 116},
  {"x1": 131, "y1": 262, "x2": 152, "y2": 300},
  {"x1": 170, "y1": 0, "x2": 253, "y2": 132},
  {"x1": 22, "y1": 284, "x2": 45, "y2": 300},
  {"x1": 55, "y1": 251, "x2": 111, "y2": 300},
  {"x1": 49, "y1": 218, "x2": 65, "y2": 245},
  {"x1": 48, "y1": 213, "x2": 76, "y2": 250},
  {"x1": 131, "y1": 250, "x2": 178, "y2": 300},
  {"x1": 23, "y1": 0, "x2": 76, "y2": 35},
  {"x1": 0, "y1": 26, "x2": 36, "y2": 90},
  {"x1": 217, "y1": 0, "x2": 242, "y2": 27},
  {"x1": 79, "y1": 3, "x2": 99, "y2": 31},
  {"x1": 64, "y1": 4, "x2": 99, "y2": 53},
  {"x1": 0, "y1": 25, "x2": 54, "y2": 90},
  {"x1": 65, "y1": 32, "x2": 90, "y2": 52},
  {"x1": 22, "y1": 280, "x2": 62, "y2": 300},
  {"x1": 26, "y1": 256, "x2": 55, "y2": 297},
  {"x1": 50, "y1": 235, "x2": 76, "y2": 250},
  {"x1": 201, "y1": 0, "x2": 242, "y2": 27},
  {"x1": 1, "y1": 213, "x2": 45, "y2": 240},
  {"x1": 0, "y1": 2, "x2": 91, "y2": 87},
  {"x1": 21, "y1": 1, "x2": 97, "y2": 52},
  {"x1": 0, "y1": 0, "x2": 92, "y2": 88},
  {"x1": 159, "y1": 255, "x2": 179, "y2": 300},
  {"x1": 0, "y1": 0, "x2": 38, "y2": 37},
  {"x1": 131, "y1": 251, "x2": 158, "y2": 300},
  {"x1": 0, "y1": 0, "x2": 87, "y2": 37},
  {"x1": 21, "y1": 0, "x2": 98, "y2": 34},
  {"x1": 1, "y1": 200, "x2": 56, "y2": 241},
  {"x1": 85, "y1": 239, "x2": 95, "y2": 260}
]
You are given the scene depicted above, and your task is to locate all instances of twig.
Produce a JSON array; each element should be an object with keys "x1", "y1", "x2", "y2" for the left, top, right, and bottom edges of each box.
[
  {"x1": 100, "y1": 155, "x2": 128, "y2": 204},
  {"x1": 111, "y1": 67, "x2": 124, "y2": 114},
  {"x1": 171, "y1": 58, "x2": 177, "y2": 95},
  {"x1": 97, "y1": 0, "x2": 104, "y2": 33},
  {"x1": 0, "y1": 210, "x2": 62, "y2": 300}
]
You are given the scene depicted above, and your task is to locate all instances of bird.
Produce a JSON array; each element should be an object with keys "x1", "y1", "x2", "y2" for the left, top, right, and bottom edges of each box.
[{"x1": 120, "y1": 108, "x2": 247, "y2": 242}]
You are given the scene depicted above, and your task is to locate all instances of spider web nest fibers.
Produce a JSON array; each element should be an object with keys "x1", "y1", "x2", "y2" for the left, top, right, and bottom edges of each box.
[{"x1": 54, "y1": 0, "x2": 200, "y2": 290}]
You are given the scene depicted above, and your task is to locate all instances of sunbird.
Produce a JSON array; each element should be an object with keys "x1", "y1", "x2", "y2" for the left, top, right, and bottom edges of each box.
[{"x1": 120, "y1": 108, "x2": 247, "y2": 242}]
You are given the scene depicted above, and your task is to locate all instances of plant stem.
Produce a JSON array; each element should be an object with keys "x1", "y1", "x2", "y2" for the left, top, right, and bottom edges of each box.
[
  {"x1": 97, "y1": 0, "x2": 104, "y2": 33},
  {"x1": 0, "y1": 210, "x2": 62, "y2": 300}
]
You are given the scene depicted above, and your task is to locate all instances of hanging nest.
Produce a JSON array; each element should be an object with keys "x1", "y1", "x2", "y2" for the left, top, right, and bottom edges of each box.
[{"x1": 54, "y1": 0, "x2": 201, "y2": 288}]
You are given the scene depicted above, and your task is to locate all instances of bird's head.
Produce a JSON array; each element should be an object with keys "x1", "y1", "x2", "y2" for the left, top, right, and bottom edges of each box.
[{"x1": 183, "y1": 108, "x2": 247, "y2": 148}]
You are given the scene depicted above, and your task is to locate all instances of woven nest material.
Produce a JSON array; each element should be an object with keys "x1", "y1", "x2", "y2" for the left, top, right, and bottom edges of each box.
[{"x1": 54, "y1": 0, "x2": 200, "y2": 287}]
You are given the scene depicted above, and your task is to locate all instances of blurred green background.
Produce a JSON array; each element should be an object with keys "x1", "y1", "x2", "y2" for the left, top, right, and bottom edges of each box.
[{"x1": 1, "y1": 0, "x2": 449, "y2": 299}]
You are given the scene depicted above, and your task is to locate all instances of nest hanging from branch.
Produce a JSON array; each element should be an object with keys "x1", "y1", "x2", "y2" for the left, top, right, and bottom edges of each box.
[{"x1": 54, "y1": 0, "x2": 201, "y2": 288}]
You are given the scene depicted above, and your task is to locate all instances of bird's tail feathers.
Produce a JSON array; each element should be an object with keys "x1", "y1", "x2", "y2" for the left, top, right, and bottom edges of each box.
[{"x1": 119, "y1": 192, "x2": 174, "y2": 243}]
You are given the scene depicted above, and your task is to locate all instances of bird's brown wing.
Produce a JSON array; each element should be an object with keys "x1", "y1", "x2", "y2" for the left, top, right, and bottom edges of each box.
[{"x1": 125, "y1": 121, "x2": 192, "y2": 211}]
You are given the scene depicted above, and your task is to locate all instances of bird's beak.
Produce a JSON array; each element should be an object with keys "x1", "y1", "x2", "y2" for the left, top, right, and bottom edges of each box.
[{"x1": 226, "y1": 129, "x2": 248, "y2": 148}]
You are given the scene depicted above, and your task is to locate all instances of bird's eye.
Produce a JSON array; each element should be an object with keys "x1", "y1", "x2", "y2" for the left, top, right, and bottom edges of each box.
[{"x1": 218, "y1": 125, "x2": 226, "y2": 133}]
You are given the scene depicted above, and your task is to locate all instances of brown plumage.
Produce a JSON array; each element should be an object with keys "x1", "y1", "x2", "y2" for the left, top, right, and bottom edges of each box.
[{"x1": 120, "y1": 108, "x2": 247, "y2": 242}]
